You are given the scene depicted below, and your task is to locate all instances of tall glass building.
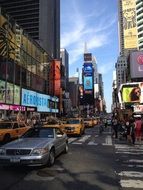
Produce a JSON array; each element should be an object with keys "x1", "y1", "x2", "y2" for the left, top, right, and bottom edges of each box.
[{"x1": 0, "y1": 0, "x2": 60, "y2": 59}]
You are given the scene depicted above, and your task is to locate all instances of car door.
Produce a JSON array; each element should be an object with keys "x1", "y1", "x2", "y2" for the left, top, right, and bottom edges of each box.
[
  {"x1": 54, "y1": 128, "x2": 66, "y2": 155},
  {"x1": 12, "y1": 123, "x2": 20, "y2": 139},
  {"x1": 18, "y1": 123, "x2": 29, "y2": 137}
]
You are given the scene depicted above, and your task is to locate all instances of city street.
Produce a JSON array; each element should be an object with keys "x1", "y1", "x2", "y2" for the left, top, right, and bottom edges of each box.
[{"x1": 0, "y1": 126, "x2": 143, "y2": 190}]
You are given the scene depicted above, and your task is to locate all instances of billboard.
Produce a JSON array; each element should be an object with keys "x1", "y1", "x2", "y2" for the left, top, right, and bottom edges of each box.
[
  {"x1": 0, "y1": 80, "x2": 5, "y2": 103},
  {"x1": 122, "y1": 0, "x2": 138, "y2": 49},
  {"x1": 84, "y1": 53, "x2": 92, "y2": 62},
  {"x1": 119, "y1": 82, "x2": 143, "y2": 104},
  {"x1": 83, "y1": 63, "x2": 93, "y2": 76},
  {"x1": 130, "y1": 51, "x2": 143, "y2": 78},
  {"x1": 84, "y1": 76, "x2": 93, "y2": 90}
]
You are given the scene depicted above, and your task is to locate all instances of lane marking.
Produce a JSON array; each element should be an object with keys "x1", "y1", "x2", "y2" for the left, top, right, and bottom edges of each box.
[
  {"x1": 118, "y1": 171, "x2": 143, "y2": 178},
  {"x1": 120, "y1": 179, "x2": 143, "y2": 188}
]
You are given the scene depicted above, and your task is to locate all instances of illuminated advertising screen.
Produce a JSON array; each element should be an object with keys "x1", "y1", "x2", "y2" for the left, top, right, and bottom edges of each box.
[
  {"x1": 37, "y1": 93, "x2": 50, "y2": 112},
  {"x1": 130, "y1": 51, "x2": 143, "y2": 79},
  {"x1": 83, "y1": 63, "x2": 93, "y2": 76},
  {"x1": 22, "y1": 89, "x2": 37, "y2": 107},
  {"x1": 54, "y1": 60, "x2": 61, "y2": 96},
  {"x1": 5, "y1": 82, "x2": 13, "y2": 104},
  {"x1": 0, "y1": 80, "x2": 5, "y2": 103},
  {"x1": 84, "y1": 76, "x2": 93, "y2": 90},
  {"x1": 119, "y1": 83, "x2": 143, "y2": 104},
  {"x1": 14, "y1": 85, "x2": 20, "y2": 105},
  {"x1": 84, "y1": 53, "x2": 92, "y2": 62},
  {"x1": 122, "y1": 0, "x2": 138, "y2": 49},
  {"x1": 133, "y1": 105, "x2": 143, "y2": 113}
]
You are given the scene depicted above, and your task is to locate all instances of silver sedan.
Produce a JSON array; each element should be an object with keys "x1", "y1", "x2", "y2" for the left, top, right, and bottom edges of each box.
[{"x1": 0, "y1": 127, "x2": 68, "y2": 167}]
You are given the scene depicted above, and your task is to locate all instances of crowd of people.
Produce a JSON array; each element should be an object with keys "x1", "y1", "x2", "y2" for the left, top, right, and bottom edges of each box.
[{"x1": 111, "y1": 115, "x2": 143, "y2": 145}]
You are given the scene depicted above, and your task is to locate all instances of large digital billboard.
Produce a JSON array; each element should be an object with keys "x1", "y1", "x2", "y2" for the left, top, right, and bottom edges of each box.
[
  {"x1": 84, "y1": 76, "x2": 93, "y2": 90},
  {"x1": 118, "y1": 82, "x2": 143, "y2": 104},
  {"x1": 83, "y1": 63, "x2": 93, "y2": 76},
  {"x1": 122, "y1": 0, "x2": 138, "y2": 49},
  {"x1": 84, "y1": 53, "x2": 92, "y2": 62},
  {"x1": 130, "y1": 51, "x2": 143, "y2": 79}
]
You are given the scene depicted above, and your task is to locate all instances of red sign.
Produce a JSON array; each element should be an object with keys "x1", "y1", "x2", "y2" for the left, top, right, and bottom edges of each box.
[{"x1": 137, "y1": 55, "x2": 143, "y2": 65}]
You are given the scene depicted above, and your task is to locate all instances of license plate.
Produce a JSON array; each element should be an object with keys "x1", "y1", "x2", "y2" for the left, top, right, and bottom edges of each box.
[{"x1": 10, "y1": 158, "x2": 20, "y2": 163}]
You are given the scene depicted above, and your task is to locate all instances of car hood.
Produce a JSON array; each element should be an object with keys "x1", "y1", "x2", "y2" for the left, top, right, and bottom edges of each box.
[{"x1": 2, "y1": 138, "x2": 53, "y2": 149}]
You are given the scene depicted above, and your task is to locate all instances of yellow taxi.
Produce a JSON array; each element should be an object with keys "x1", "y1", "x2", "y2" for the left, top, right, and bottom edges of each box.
[
  {"x1": 43, "y1": 117, "x2": 62, "y2": 129},
  {"x1": 0, "y1": 120, "x2": 31, "y2": 143},
  {"x1": 61, "y1": 118, "x2": 85, "y2": 136},
  {"x1": 84, "y1": 118, "x2": 94, "y2": 128}
]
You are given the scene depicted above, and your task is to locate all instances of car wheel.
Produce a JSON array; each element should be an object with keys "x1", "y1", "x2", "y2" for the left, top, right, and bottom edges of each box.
[
  {"x1": 63, "y1": 142, "x2": 68, "y2": 154},
  {"x1": 47, "y1": 148, "x2": 55, "y2": 167},
  {"x1": 3, "y1": 134, "x2": 11, "y2": 143}
]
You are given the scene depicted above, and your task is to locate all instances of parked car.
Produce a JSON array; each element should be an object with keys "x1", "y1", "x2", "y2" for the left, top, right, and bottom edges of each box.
[
  {"x1": 0, "y1": 121, "x2": 31, "y2": 143},
  {"x1": 61, "y1": 118, "x2": 85, "y2": 136},
  {"x1": 0, "y1": 127, "x2": 68, "y2": 166}
]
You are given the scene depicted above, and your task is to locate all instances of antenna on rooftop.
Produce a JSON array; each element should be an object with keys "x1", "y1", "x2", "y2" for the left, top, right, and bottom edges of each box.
[{"x1": 84, "y1": 42, "x2": 88, "y2": 53}]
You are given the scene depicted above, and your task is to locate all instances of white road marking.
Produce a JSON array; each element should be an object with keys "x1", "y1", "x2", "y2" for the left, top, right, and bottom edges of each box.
[
  {"x1": 124, "y1": 159, "x2": 143, "y2": 163},
  {"x1": 88, "y1": 141, "x2": 98, "y2": 145},
  {"x1": 118, "y1": 171, "x2": 143, "y2": 178},
  {"x1": 115, "y1": 151, "x2": 143, "y2": 155},
  {"x1": 102, "y1": 135, "x2": 112, "y2": 145},
  {"x1": 68, "y1": 138, "x2": 77, "y2": 143},
  {"x1": 78, "y1": 135, "x2": 91, "y2": 142},
  {"x1": 122, "y1": 164, "x2": 143, "y2": 168},
  {"x1": 72, "y1": 142, "x2": 82, "y2": 145},
  {"x1": 120, "y1": 179, "x2": 143, "y2": 188}
]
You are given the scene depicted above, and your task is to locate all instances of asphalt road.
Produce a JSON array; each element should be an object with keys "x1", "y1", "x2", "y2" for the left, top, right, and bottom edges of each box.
[{"x1": 0, "y1": 126, "x2": 143, "y2": 190}]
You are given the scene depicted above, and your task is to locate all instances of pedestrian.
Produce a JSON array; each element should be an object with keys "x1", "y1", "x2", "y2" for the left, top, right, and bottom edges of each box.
[
  {"x1": 112, "y1": 117, "x2": 118, "y2": 138},
  {"x1": 125, "y1": 120, "x2": 131, "y2": 142},
  {"x1": 129, "y1": 117, "x2": 136, "y2": 145},
  {"x1": 135, "y1": 116, "x2": 142, "y2": 144}
]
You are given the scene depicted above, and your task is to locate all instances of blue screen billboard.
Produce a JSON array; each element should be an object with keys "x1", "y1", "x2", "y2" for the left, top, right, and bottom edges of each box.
[{"x1": 84, "y1": 76, "x2": 93, "y2": 90}]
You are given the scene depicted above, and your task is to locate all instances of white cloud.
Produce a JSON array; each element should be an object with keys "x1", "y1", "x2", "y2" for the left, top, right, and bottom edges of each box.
[{"x1": 61, "y1": 1, "x2": 116, "y2": 66}]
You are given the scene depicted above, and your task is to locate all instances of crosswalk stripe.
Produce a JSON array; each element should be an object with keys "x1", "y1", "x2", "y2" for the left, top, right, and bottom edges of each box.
[
  {"x1": 120, "y1": 179, "x2": 143, "y2": 188},
  {"x1": 115, "y1": 142, "x2": 143, "y2": 189},
  {"x1": 118, "y1": 171, "x2": 143, "y2": 178}
]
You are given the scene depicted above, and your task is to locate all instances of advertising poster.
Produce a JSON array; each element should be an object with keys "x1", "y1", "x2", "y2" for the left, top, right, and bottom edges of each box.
[
  {"x1": 122, "y1": 0, "x2": 138, "y2": 49},
  {"x1": 22, "y1": 88, "x2": 37, "y2": 107},
  {"x1": 14, "y1": 85, "x2": 20, "y2": 105},
  {"x1": 130, "y1": 52, "x2": 143, "y2": 79},
  {"x1": 54, "y1": 60, "x2": 61, "y2": 96},
  {"x1": 84, "y1": 63, "x2": 93, "y2": 75},
  {"x1": 0, "y1": 80, "x2": 5, "y2": 103},
  {"x1": 84, "y1": 76, "x2": 92, "y2": 90},
  {"x1": 122, "y1": 84, "x2": 141, "y2": 103},
  {"x1": 6, "y1": 82, "x2": 14, "y2": 104}
]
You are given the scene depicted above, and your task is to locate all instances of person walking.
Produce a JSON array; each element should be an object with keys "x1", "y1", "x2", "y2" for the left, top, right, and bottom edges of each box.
[
  {"x1": 135, "y1": 116, "x2": 142, "y2": 144},
  {"x1": 129, "y1": 117, "x2": 136, "y2": 145},
  {"x1": 112, "y1": 117, "x2": 118, "y2": 138}
]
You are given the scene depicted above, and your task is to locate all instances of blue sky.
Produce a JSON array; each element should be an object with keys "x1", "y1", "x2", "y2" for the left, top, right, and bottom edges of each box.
[{"x1": 61, "y1": 0, "x2": 119, "y2": 112}]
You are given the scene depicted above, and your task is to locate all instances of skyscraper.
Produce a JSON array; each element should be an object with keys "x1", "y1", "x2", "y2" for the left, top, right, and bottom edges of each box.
[
  {"x1": 136, "y1": 0, "x2": 143, "y2": 50},
  {"x1": 118, "y1": 0, "x2": 138, "y2": 55},
  {"x1": 0, "y1": 0, "x2": 60, "y2": 59}
]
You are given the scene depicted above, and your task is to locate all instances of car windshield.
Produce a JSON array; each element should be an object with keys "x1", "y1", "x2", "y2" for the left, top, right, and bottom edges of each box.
[
  {"x1": 66, "y1": 120, "x2": 80, "y2": 124},
  {"x1": 0, "y1": 123, "x2": 12, "y2": 129},
  {"x1": 22, "y1": 128, "x2": 54, "y2": 138}
]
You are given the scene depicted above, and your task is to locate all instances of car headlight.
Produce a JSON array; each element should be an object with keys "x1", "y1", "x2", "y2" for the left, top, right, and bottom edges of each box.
[
  {"x1": 31, "y1": 148, "x2": 48, "y2": 155},
  {"x1": 0, "y1": 148, "x2": 6, "y2": 155}
]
